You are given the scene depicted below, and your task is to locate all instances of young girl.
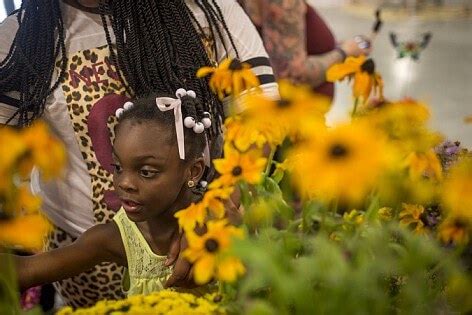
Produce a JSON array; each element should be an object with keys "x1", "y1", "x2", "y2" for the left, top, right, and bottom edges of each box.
[
  {"x1": 1, "y1": 0, "x2": 276, "y2": 306},
  {"x1": 12, "y1": 89, "x2": 213, "y2": 296}
]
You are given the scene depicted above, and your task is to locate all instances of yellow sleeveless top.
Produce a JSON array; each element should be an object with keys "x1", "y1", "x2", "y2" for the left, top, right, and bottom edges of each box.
[{"x1": 113, "y1": 208, "x2": 211, "y2": 296}]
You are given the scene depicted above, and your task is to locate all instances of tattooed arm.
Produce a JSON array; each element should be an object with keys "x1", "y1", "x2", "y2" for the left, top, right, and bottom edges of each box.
[{"x1": 252, "y1": 0, "x2": 370, "y2": 87}]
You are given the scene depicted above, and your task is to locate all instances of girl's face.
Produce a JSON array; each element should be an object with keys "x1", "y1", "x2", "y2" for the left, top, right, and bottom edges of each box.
[{"x1": 112, "y1": 120, "x2": 203, "y2": 222}]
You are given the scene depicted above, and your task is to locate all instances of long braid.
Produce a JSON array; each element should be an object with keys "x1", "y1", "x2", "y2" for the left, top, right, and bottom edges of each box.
[
  {"x1": 0, "y1": 0, "x2": 67, "y2": 126},
  {"x1": 1, "y1": 0, "x2": 239, "y2": 138},
  {"x1": 100, "y1": 0, "x2": 239, "y2": 139}
]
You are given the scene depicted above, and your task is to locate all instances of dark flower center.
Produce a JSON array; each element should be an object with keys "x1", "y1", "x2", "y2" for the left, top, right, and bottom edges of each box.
[
  {"x1": 205, "y1": 238, "x2": 219, "y2": 253},
  {"x1": 232, "y1": 166, "x2": 243, "y2": 176},
  {"x1": 453, "y1": 218, "x2": 467, "y2": 229},
  {"x1": 329, "y1": 144, "x2": 349, "y2": 158},
  {"x1": 229, "y1": 59, "x2": 243, "y2": 71},
  {"x1": 0, "y1": 209, "x2": 10, "y2": 221},
  {"x1": 277, "y1": 99, "x2": 292, "y2": 108},
  {"x1": 361, "y1": 59, "x2": 375, "y2": 75}
]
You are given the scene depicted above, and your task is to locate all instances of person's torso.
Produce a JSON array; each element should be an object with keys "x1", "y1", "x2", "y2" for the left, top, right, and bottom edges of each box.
[
  {"x1": 0, "y1": 0, "x2": 273, "y2": 238},
  {"x1": 113, "y1": 208, "x2": 212, "y2": 296}
]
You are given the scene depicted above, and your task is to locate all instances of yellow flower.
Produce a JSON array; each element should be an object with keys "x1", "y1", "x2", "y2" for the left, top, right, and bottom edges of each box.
[
  {"x1": 14, "y1": 185, "x2": 42, "y2": 215},
  {"x1": 184, "y1": 220, "x2": 245, "y2": 284},
  {"x1": 441, "y1": 157, "x2": 472, "y2": 221},
  {"x1": 175, "y1": 202, "x2": 206, "y2": 232},
  {"x1": 377, "y1": 207, "x2": 393, "y2": 221},
  {"x1": 326, "y1": 55, "x2": 383, "y2": 102},
  {"x1": 342, "y1": 210, "x2": 365, "y2": 231},
  {"x1": 290, "y1": 122, "x2": 391, "y2": 204},
  {"x1": 361, "y1": 99, "x2": 442, "y2": 154},
  {"x1": 0, "y1": 214, "x2": 51, "y2": 251},
  {"x1": 211, "y1": 148, "x2": 266, "y2": 188},
  {"x1": 197, "y1": 58, "x2": 260, "y2": 99},
  {"x1": 57, "y1": 290, "x2": 224, "y2": 314},
  {"x1": 438, "y1": 217, "x2": 470, "y2": 245},
  {"x1": 224, "y1": 115, "x2": 270, "y2": 152},
  {"x1": 202, "y1": 186, "x2": 234, "y2": 219},
  {"x1": 0, "y1": 127, "x2": 28, "y2": 176},
  {"x1": 404, "y1": 150, "x2": 443, "y2": 181},
  {"x1": 20, "y1": 121, "x2": 67, "y2": 180},
  {"x1": 241, "y1": 80, "x2": 330, "y2": 139},
  {"x1": 175, "y1": 186, "x2": 234, "y2": 232},
  {"x1": 399, "y1": 203, "x2": 426, "y2": 235}
]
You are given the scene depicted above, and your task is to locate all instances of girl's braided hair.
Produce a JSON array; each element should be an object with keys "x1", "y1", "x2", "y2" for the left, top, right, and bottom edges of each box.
[{"x1": 1, "y1": 0, "x2": 238, "y2": 141}]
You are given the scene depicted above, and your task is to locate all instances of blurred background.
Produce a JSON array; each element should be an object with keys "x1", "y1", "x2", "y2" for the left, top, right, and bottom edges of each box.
[{"x1": 1, "y1": 0, "x2": 471, "y2": 146}]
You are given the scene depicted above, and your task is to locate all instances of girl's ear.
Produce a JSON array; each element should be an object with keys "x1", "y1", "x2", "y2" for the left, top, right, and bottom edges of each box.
[{"x1": 188, "y1": 157, "x2": 205, "y2": 183}]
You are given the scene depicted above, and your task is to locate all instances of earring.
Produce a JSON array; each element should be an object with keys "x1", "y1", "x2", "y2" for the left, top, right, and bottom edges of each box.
[{"x1": 187, "y1": 180, "x2": 195, "y2": 188}]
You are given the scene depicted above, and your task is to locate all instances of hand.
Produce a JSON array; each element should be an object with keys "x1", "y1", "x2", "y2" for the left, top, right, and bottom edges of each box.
[
  {"x1": 341, "y1": 35, "x2": 372, "y2": 57},
  {"x1": 164, "y1": 231, "x2": 197, "y2": 288}
]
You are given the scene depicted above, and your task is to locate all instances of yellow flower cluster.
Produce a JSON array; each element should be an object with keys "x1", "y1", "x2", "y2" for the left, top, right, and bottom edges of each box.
[
  {"x1": 57, "y1": 290, "x2": 225, "y2": 315},
  {"x1": 0, "y1": 121, "x2": 66, "y2": 250},
  {"x1": 438, "y1": 157, "x2": 472, "y2": 244},
  {"x1": 189, "y1": 57, "x2": 472, "y2": 287}
]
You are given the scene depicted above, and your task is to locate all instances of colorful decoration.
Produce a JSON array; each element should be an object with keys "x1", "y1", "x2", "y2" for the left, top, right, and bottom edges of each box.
[{"x1": 390, "y1": 32, "x2": 432, "y2": 60}]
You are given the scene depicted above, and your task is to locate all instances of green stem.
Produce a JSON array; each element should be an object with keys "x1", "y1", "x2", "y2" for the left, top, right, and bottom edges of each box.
[
  {"x1": 351, "y1": 97, "x2": 359, "y2": 118},
  {"x1": 0, "y1": 249, "x2": 21, "y2": 315},
  {"x1": 238, "y1": 182, "x2": 252, "y2": 210},
  {"x1": 264, "y1": 147, "x2": 276, "y2": 176},
  {"x1": 331, "y1": 198, "x2": 339, "y2": 215}
]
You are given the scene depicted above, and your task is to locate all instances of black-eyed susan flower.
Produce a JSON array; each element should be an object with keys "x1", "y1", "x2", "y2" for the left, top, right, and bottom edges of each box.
[
  {"x1": 201, "y1": 186, "x2": 234, "y2": 220},
  {"x1": 0, "y1": 128, "x2": 28, "y2": 195},
  {"x1": 0, "y1": 214, "x2": 51, "y2": 251},
  {"x1": 404, "y1": 149, "x2": 443, "y2": 181},
  {"x1": 210, "y1": 147, "x2": 266, "y2": 188},
  {"x1": 20, "y1": 121, "x2": 67, "y2": 180},
  {"x1": 360, "y1": 99, "x2": 443, "y2": 155},
  {"x1": 438, "y1": 217, "x2": 470, "y2": 245},
  {"x1": 224, "y1": 115, "x2": 270, "y2": 152},
  {"x1": 290, "y1": 122, "x2": 391, "y2": 204},
  {"x1": 175, "y1": 186, "x2": 234, "y2": 232},
  {"x1": 326, "y1": 55, "x2": 383, "y2": 102},
  {"x1": 197, "y1": 58, "x2": 260, "y2": 99},
  {"x1": 175, "y1": 202, "x2": 206, "y2": 233},
  {"x1": 184, "y1": 220, "x2": 245, "y2": 284},
  {"x1": 441, "y1": 157, "x2": 472, "y2": 221},
  {"x1": 241, "y1": 80, "x2": 330, "y2": 140},
  {"x1": 399, "y1": 203, "x2": 427, "y2": 235}
]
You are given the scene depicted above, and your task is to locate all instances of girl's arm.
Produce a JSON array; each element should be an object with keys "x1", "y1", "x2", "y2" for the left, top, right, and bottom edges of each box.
[{"x1": 12, "y1": 222, "x2": 126, "y2": 291}]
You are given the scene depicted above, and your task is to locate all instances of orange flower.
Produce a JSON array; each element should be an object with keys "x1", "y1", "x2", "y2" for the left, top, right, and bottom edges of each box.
[
  {"x1": 175, "y1": 186, "x2": 234, "y2": 232},
  {"x1": 197, "y1": 58, "x2": 260, "y2": 99},
  {"x1": 399, "y1": 203, "x2": 427, "y2": 235},
  {"x1": 211, "y1": 148, "x2": 266, "y2": 188},
  {"x1": 240, "y1": 80, "x2": 329, "y2": 140},
  {"x1": 184, "y1": 220, "x2": 245, "y2": 284},
  {"x1": 327, "y1": 55, "x2": 383, "y2": 102},
  {"x1": 404, "y1": 150, "x2": 443, "y2": 181},
  {"x1": 0, "y1": 214, "x2": 51, "y2": 251},
  {"x1": 438, "y1": 217, "x2": 470, "y2": 245}
]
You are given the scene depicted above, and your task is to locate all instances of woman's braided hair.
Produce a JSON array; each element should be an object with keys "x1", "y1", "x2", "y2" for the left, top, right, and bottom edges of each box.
[{"x1": 1, "y1": 0, "x2": 238, "y2": 139}]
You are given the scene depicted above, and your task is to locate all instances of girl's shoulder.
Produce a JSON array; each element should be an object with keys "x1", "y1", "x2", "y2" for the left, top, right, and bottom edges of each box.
[{"x1": 78, "y1": 222, "x2": 127, "y2": 266}]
